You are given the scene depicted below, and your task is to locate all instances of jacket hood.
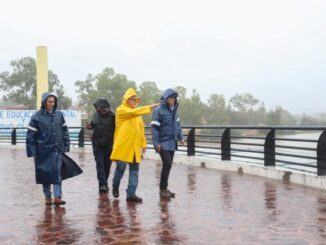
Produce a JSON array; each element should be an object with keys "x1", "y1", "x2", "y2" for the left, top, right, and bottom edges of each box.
[
  {"x1": 93, "y1": 97, "x2": 110, "y2": 112},
  {"x1": 161, "y1": 89, "x2": 178, "y2": 104},
  {"x1": 41, "y1": 92, "x2": 57, "y2": 110},
  {"x1": 122, "y1": 88, "x2": 140, "y2": 106}
]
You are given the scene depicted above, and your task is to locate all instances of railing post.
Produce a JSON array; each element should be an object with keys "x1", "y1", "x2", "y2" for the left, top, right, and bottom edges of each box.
[
  {"x1": 221, "y1": 128, "x2": 230, "y2": 160},
  {"x1": 317, "y1": 130, "x2": 326, "y2": 176},
  {"x1": 78, "y1": 128, "x2": 84, "y2": 148},
  {"x1": 187, "y1": 128, "x2": 195, "y2": 156},
  {"x1": 11, "y1": 128, "x2": 17, "y2": 145},
  {"x1": 264, "y1": 129, "x2": 275, "y2": 166}
]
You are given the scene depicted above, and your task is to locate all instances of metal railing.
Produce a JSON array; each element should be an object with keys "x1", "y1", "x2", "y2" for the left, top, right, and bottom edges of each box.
[{"x1": 1, "y1": 126, "x2": 326, "y2": 175}]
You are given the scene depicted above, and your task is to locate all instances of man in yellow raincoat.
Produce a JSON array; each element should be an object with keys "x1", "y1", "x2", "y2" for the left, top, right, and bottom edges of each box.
[{"x1": 110, "y1": 88, "x2": 158, "y2": 202}]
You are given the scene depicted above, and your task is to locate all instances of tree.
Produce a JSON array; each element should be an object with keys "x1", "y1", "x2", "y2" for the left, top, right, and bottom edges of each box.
[
  {"x1": 298, "y1": 113, "x2": 318, "y2": 126},
  {"x1": 138, "y1": 81, "x2": 162, "y2": 125},
  {"x1": 138, "y1": 81, "x2": 161, "y2": 105},
  {"x1": 178, "y1": 89, "x2": 206, "y2": 125},
  {"x1": 266, "y1": 106, "x2": 296, "y2": 125},
  {"x1": 205, "y1": 94, "x2": 229, "y2": 125},
  {"x1": 0, "y1": 57, "x2": 72, "y2": 109},
  {"x1": 229, "y1": 93, "x2": 259, "y2": 112},
  {"x1": 75, "y1": 68, "x2": 136, "y2": 119},
  {"x1": 173, "y1": 86, "x2": 187, "y2": 100}
]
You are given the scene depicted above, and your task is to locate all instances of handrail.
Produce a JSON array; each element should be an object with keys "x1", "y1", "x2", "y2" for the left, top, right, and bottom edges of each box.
[{"x1": 1, "y1": 125, "x2": 326, "y2": 176}]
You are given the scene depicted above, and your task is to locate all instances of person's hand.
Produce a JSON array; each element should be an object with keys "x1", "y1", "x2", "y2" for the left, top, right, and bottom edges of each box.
[
  {"x1": 141, "y1": 148, "x2": 146, "y2": 159},
  {"x1": 179, "y1": 140, "x2": 185, "y2": 145},
  {"x1": 85, "y1": 122, "x2": 92, "y2": 129},
  {"x1": 156, "y1": 144, "x2": 161, "y2": 153},
  {"x1": 150, "y1": 103, "x2": 159, "y2": 110}
]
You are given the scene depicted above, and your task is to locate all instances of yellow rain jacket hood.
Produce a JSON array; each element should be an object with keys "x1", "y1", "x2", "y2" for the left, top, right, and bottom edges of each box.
[{"x1": 110, "y1": 88, "x2": 152, "y2": 163}]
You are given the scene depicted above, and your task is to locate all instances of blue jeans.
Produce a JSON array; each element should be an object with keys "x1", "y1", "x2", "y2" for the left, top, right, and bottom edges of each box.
[
  {"x1": 43, "y1": 183, "x2": 62, "y2": 198},
  {"x1": 112, "y1": 161, "x2": 139, "y2": 198},
  {"x1": 43, "y1": 153, "x2": 63, "y2": 198}
]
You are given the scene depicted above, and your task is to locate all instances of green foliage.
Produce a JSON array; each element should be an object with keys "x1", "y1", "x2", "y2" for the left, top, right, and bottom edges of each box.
[
  {"x1": 229, "y1": 93, "x2": 259, "y2": 112},
  {"x1": 205, "y1": 94, "x2": 228, "y2": 125},
  {"x1": 3, "y1": 57, "x2": 325, "y2": 127},
  {"x1": 266, "y1": 106, "x2": 296, "y2": 125},
  {"x1": 74, "y1": 68, "x2": 136, "y2": 120},
  {"x1": 177, "y1": 89, "x2": 206, "y2": 125},
  {"x1": 0, "y1": 57, "x2": 72, "y2": 109},
  {"x1": 138, "y1": 81, "x2": 162, "y2": 124},
  {"x1": 138, "y1": 81, "x2": 162, "y2": 105}
]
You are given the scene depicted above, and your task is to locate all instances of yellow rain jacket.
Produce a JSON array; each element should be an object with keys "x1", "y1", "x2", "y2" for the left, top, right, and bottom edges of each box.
[{"x1": 110, "y1": 88, "x2": 152, "y2": 163}]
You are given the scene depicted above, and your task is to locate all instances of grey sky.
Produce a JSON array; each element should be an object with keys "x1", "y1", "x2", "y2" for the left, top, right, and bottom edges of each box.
[{"x1": 1, "y1": 0, "x2": 325, "y2": 114}]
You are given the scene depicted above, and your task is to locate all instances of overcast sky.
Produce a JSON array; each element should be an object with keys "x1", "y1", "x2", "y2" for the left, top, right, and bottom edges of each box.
[{"x1": 1, "y1": 0, "x2": 325, "y2": 114}]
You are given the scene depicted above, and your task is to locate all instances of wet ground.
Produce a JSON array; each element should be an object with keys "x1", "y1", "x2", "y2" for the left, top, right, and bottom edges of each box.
[{"x1": 1, "y1": 147, "x2": 326, "y2": 244}]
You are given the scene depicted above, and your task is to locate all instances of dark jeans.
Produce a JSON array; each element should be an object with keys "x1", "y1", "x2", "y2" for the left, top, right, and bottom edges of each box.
[
  {"x1": 92, "y1": 144, "x2": 112, "y2": 188},
  {"x1": 159, "y1": 150, "x2": 175, "y2": 190}
]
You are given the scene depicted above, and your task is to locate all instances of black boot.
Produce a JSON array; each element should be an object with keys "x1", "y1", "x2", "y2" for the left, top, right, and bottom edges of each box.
[
  {"x1": 167, "y1": 189, "x2": 175, "y2": 198},
  {"x1": 112, "y1": 185, "x2": 119, "y2": 198},
  {"x1": 126, "y1": 195, "x2": 142, "y2": 203},
  {"x1": 99, "y1": 185, "x2": 108, "y2": 193}
]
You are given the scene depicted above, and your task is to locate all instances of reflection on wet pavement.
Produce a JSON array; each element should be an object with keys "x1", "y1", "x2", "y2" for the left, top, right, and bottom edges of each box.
[
  {"x1": 1, "y1": 147, "x2": 326, "y2": 244},
  {"x1": 36, "y1": 206, "x2": 82, "y2": 244}
]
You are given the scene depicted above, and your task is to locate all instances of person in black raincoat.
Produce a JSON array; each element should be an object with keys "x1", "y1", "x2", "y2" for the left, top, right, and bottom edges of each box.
[
  {"x1": 86, "y1": 98, "x2": 115, "y2": 193},
  {"x1": 26, "y1": 92, "x2": 70, "y2": 206},
  {"x1": 151, "y1": 89, "x2": 184, "y2": 198}
]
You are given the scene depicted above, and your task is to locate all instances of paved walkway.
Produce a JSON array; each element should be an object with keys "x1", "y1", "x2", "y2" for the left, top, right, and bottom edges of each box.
[{"x1": 1, "y1": 147, "x2": 326, "y2": 244}]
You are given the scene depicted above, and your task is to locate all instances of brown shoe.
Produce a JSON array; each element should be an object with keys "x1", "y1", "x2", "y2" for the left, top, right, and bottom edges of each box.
[
  {"x1": 54, "y1": 197, "x2": 66, "y2": 206},
  {"x1": 45, "y1": 197, "x2": 53, "y2": 205}
]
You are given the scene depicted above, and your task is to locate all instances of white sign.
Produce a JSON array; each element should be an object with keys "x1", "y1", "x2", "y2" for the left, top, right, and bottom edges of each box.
[{"x1": 0, "y1": 110, "x2": 81, "y2": 133}]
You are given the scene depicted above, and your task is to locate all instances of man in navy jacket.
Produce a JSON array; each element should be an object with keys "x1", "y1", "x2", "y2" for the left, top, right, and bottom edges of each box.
[
  {"x1": 151, "y1": 89, "x2": 184, "y2": 198},
  {"x1": 26, "y1": 92, "x2": 70, "y2": 206}
]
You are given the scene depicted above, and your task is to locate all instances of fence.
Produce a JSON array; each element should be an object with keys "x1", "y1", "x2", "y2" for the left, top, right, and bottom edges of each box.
[{"x1": 1, "y1": 126, "x2": 326, "y2": 176}]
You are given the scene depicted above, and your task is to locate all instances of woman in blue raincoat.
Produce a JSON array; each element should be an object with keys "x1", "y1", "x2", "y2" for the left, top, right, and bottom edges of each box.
[{"x1": 26, "y1": 92, "x2": 70, "y2": 206}]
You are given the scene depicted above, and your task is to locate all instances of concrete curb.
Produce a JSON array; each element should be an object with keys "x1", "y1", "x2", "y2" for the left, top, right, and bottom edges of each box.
[{"x1": 144, "y1": 151, "x2": 326, "y2": 190}]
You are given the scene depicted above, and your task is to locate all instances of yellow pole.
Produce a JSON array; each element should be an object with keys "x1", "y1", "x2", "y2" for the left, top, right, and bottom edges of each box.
[{"x1": 36, "y1": 46, "x2": 49, "y2": 109}]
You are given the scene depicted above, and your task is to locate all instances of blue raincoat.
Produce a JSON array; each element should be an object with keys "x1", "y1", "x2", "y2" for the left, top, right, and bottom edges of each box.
[
  {"x1": 151, "y1": 89, "x2": 183, "y2": 151},
  {"x1": 26, "y1": 92, "x2": 70, "y2": 184}
]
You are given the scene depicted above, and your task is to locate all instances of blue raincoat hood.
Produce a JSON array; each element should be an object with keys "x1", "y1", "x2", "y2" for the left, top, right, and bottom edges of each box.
[
  {"x1": 41, "y1": 92, "x2": 58, "y2": 110},
  {"x1": 160, "y1": 89, "x2": 178, "y2": 105}
]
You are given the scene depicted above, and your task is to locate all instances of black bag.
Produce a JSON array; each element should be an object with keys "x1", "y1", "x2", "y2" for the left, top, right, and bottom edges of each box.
[{"x1": 61, "y1": 153, "x2": 83, "y2": 180}]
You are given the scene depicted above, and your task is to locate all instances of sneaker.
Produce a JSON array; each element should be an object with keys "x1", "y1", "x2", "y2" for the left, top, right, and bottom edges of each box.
[
  {"x1": 99, "y1": 185, "x2": 108, "y2": 193},
  {"x1": 112, "y1": 185, "x2": 119, "y2": 198},
  {"x1": 160, "y1": 189, "x2": 171, "y2": 198},
  {"x1": 54, "y1": 197, "x2": 66, "y2": 206},
  {"x1": 126, "y1": 195, "x2": 143, "y2": 203},
  {"x1": 45, "y1": 197, "x2": 53, "y2": 205},
  {"x1": 167, "y1": 189, "x2": 176, "y2": 198}
]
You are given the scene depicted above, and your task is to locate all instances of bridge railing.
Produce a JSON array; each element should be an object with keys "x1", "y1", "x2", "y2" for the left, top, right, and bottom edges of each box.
[{"x1": 1, "y1": 126, "x2": 326, "y2": 176}]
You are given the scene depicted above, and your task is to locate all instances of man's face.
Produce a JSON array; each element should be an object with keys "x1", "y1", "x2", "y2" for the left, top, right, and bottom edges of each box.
[
  {"x1": 167, "y1": 96, "x2": 176, "y2": 107},
  {"x1": 45, "y1": 96, "x2": 56, "y2": 111},
  {"x1": 127, "y1": 96, "x2": 139, "y2": 108},
  {"x1": 98, "y1": 107, "x2": 109, "y2": 115}
]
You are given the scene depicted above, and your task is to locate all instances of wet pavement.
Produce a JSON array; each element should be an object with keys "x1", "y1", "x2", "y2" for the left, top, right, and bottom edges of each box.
[{"x1": 1, "y1": 147, "x2": 326, "y2": 244}]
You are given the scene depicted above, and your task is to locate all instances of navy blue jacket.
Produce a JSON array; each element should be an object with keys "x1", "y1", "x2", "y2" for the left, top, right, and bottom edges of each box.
[
  {"x1": 26, "y1": 92, "x2": 70, "y2": 184},
  {"x1": 151, "y1": 89, "x2": 183, "y2": 151}
]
